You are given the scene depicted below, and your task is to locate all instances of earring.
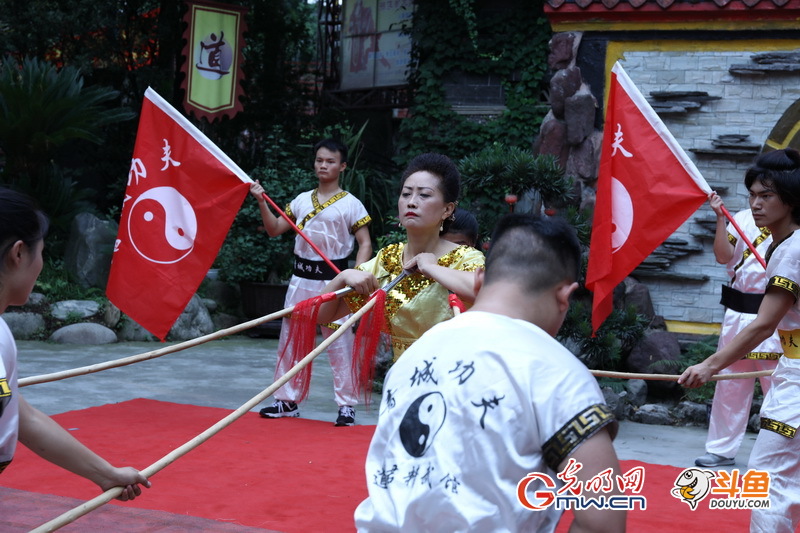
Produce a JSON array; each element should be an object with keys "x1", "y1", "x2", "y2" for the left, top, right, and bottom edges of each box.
[{"x1": 439, "y1": 221, "x2": 444, "y2": 232}]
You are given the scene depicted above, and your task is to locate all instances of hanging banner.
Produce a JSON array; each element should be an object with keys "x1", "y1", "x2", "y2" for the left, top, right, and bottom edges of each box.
[{"x1": 180, "y1": 0, "x2": 247, "y2": 121}]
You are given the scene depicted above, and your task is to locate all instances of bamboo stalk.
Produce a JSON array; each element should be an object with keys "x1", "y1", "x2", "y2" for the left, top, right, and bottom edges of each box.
[{"x1": 29, "y1": 296, "x2": 378, "y2": 533}]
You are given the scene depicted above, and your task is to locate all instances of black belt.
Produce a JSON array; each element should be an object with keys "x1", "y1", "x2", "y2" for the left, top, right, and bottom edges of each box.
[
  {"x1": 292, "y1": 255, "x2": 349, "y2": 281},
  {"x1": 720, "y1": 284, "x2": 764, "y2": 315}
]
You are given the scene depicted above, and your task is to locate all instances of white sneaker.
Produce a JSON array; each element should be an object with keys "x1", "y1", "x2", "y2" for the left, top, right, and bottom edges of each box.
[{"x1": 695, "y1": 452, "x2": 734, "y2": 467}]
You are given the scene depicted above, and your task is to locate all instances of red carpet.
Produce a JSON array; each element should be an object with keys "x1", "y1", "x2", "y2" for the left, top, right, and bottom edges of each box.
[{"x1": 0, "y1": 399, "x2": 751, "y2": 532}]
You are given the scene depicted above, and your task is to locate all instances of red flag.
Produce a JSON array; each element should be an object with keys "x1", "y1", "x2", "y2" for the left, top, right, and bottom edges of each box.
[
  {"x1": 107, "y1": 87, "x2": 250, "y2": 340},
  {"x1": 585, "y1": 63, "x2": 711, "y2": 333}
]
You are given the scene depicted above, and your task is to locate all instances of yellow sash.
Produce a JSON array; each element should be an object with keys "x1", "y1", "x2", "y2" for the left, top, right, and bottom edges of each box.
[{"x1": 778, "y1": 329, "x2": 800, "y2": 358}]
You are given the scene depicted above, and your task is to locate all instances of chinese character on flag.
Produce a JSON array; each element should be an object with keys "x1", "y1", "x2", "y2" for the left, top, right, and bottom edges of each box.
[
  {"x1": 585, "y1": 62, "x2": 712, "y2": 333},
  {"x1": 106, "y1": 87, "x2": 251, "y2": 340}
]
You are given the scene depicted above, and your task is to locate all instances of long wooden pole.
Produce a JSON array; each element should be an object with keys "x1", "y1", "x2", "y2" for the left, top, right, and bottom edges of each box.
[
  {"x1": 20, "y1": 287, "x2": 352, "y2": 388},
  {"x1": 29, "y1": 295, "x2": 378, "y2": 533},
  {"x1": 590, "y1": 368, "x2": 774, "y2": 381},
  {"x1": 19, "y1": 308, "x2": 291, "y2": 387}
]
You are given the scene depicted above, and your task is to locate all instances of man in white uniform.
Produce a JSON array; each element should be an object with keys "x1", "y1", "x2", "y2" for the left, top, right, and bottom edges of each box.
[
  {"x1": 249, "y1": 138, "x2": 371, "y2": 426},
  {"x1": 749, "y1": 229, "x2": 800, "y2": 532},
  {"x1": 355, "y1": 214, "x2": 624, "y2": 532},
  {"x1": 696, "y1": 197, "x2": 780, "y2": 468},
  {"x1": 680, "y1": 148, "x2": 800, "y2": 532}
]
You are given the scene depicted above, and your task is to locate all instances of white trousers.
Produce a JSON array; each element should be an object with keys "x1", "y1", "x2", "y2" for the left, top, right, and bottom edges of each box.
[
  {"x1": 272, "y1": 316, "x2": 359, "y2": 407},
  {"x1": 705, "y1": 358, "x2": 777, "y2": 458},
  {"x1": 749, "y1": 428, "x2": 800, "y2": 532}
]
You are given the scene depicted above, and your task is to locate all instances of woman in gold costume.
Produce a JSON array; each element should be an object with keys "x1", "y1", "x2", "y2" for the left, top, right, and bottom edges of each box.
[{"x1": 318, "y1": 153, "x2": 485, "y2": 360}]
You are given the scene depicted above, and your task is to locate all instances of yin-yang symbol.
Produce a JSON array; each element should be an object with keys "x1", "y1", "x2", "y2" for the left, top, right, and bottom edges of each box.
[
  {"x1": 611, "y1": 177, "x2": 633, "y2": 253},
  {"x1": 128, "y1": 186, "x2": 197, "y2": 264},
  {"x1": 399, "y1": 392, "x2": 446, "y2": 458}
]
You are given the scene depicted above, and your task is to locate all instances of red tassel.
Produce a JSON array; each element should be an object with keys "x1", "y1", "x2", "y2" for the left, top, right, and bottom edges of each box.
[
  {"x1": 351, "y1": 290, "x2": 387, "y2": 405},
  {"x1": 276, "y1": 295, "x2": 323, "y2": 402},
  {"x1": 448, "y1": 293, "x2": 466, "y2": 314}
]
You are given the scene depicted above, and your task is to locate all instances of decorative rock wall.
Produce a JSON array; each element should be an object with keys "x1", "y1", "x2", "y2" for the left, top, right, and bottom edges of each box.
[{"x1": 538, "y1": 34, "x2": 800, "y2": 325}]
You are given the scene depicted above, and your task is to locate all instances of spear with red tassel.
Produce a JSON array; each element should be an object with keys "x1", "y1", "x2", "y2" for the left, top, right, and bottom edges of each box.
[
  {"x1": 350, "y1": 270, "x2": 411, "y2": 403},
  {"x1": 448, "y1": 293, "x2": 466, "y2": 316}
]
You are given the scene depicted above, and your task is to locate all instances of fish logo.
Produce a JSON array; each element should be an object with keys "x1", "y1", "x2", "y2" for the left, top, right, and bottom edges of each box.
[{"x1": 671, "y1": 468, "x2": 716, "y2": 509}]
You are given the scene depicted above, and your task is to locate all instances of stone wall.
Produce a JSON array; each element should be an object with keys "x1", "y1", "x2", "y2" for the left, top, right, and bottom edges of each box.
[
  {"x1": 542, "y1": 35, "x2": 800, "y2": 326},
  {"x1": 617, "y1": 45, "x2": 800, "y2": 323}
]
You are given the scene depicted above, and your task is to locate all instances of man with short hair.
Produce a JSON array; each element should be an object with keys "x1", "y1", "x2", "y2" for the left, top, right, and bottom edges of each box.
[
  {"x1": 249, "y1": 138, "x2": 372, "y2": 426},
  {"x1": 355, "y1": 214, "x2": 625, "y2": 532}
]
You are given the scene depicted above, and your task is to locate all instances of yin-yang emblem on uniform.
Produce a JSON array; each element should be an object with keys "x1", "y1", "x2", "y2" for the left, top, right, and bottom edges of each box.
[{"x1": 399, "y1": 392, "x2": 446, "y2": 458}]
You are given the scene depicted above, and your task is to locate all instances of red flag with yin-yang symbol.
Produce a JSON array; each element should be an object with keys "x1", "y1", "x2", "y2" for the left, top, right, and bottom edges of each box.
[
  {"x1": 107, "y1": 87, "x2": 250, "y2": 340},
  {"x1": 585, "y1": 63, "x2": 711, "y2": 334}
]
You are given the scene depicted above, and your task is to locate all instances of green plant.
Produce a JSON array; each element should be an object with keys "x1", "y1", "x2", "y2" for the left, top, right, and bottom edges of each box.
[
  {"x1": 34, "y1": 257, "x2": 105, "y2": 303},
  {"x1": 664, "y1": 336, "x2": 719, "y2": 403},
  {"x1": 216, "y1": 122, "x2": 399, "y2": 284},
  {"x1": 458, "y1": 144, "x2": 573, "y2": 242},
  {"x1": 304, "y1": 121, "x2": 398, "y2": 241},
  {"x1": 0, "y1": 56, "x2": 135, "y2": 188},
  {"x1": 396, "y1": 1, "x2": 551, "y2": 164},
  {"x1": 557, "y1": 301, "x2": 649, "y2": 372},
  {"x1": 216, "y1": 167, "x2": 315, "y2": 284},
  {"x1": 62, "y1": 310, "x2": 86, "y2": 325},
  {"x1": 376, "y1": 216, "x2": 405, "y2": 249},
  {"x1": 0, "y1": 55, "x2": 134, "y2": 251}
]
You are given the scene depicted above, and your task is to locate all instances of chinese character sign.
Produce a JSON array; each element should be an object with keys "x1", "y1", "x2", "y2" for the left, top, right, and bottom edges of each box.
[
  {"x1": 585, "y1": 62, "x2": 712, "y2": 333},
  {"x1": 181, "y1": 1, "x2": 247, "y2": 121},
  {"x1": 106, "y1": 88, "x2": 250, "y2": 340}
]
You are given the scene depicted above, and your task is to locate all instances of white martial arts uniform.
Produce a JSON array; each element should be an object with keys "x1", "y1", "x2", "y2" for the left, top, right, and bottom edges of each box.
[
  {"x1": 706, "y1": 210, "x2": 779, "y2": 460},
  {"x1": 354, "y1": 311, "x2": 616, "y2": 533},
  {"x1": 0, "y1": 318, "x2": 20, "y2": 475},
  {"x1": 749, "y1": 230, "x2": 800, "y2": 532},
  {"x1": 273, "y1": 189, "x2": 370, "y2": 406}
]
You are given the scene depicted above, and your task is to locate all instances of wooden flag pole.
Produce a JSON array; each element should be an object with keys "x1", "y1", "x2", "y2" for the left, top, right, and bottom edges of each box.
[
  {"x1": 720, "y1": 204, "x2": 767, "y2": 269},
  {"x1": 259, "y1": 191, "x2": 342, "y2": 275}
]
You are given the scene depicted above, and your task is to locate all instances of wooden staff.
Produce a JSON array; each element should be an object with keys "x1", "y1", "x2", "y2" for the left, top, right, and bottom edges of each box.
[
  {"x1": 20, "y1": 287, "x2": 353, "y2": 388},
  {"x1": 590, "y1": 368, "x2": 774, "y2": 381},
  {"x1": 21, "y1": 301, "x2": 775, "y2": 390},
  {"x1": 29, "y1": 294, "x2": 378, "y2": 533}
]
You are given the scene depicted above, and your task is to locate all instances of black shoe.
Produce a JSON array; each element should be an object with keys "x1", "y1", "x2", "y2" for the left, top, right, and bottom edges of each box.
[
  {"x1": 335, "y1": 405, "x2": 355, "y2": 426},
  {"x1": 259, "y1": 400, "x2": 299, "y2": 418}
]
